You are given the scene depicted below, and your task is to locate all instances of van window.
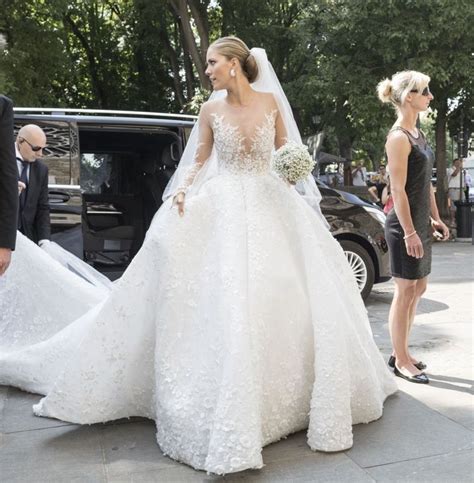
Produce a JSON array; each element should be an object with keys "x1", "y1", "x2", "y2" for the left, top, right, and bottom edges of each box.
[{"x1": 81, "y1": 153, "x2": 115, "y2": 194}]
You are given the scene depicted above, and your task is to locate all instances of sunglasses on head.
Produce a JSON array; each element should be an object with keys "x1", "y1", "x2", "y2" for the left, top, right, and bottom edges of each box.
[
  {"x1": 20, "y1": 137, "x2": 46, "y2": 152},
  {"x1": 410, "y1": 86, "x2": 431, "y2": 96}
]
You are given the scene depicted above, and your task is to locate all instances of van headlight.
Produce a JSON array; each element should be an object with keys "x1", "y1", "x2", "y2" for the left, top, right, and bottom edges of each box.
[{"x1": 363, "y1": 206, "x2": 386, "y2": 226}]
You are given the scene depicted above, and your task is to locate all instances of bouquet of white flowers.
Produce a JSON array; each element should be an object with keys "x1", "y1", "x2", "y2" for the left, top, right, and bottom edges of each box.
[{"x1": 272, "y1": 141, "x2": 316, "y2": 184}]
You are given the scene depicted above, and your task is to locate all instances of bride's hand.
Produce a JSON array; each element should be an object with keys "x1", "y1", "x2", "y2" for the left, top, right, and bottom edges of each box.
[{"x1": 173, "y1": 192, "x2": 186, "y2": 217}]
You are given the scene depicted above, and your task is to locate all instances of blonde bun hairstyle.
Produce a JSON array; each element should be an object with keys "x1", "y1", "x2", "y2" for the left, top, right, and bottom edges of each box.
[
  {"x1": 209, "y1": 36, "x2": 259, "y2": 83},
  {"x1": 377, "y1": 70, "x2": 430, "y2": 109},
  {"x1": 377, "y1": 78, "x2": 393, "y2": 103}
]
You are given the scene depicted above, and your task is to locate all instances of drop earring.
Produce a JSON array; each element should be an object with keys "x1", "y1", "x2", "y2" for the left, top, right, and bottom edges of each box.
[{"x1": 230, "y1": 68, "x2": 236, "y2": 77}]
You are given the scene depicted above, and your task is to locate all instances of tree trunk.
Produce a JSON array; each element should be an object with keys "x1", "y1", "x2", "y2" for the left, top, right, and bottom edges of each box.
[
  {"x1": 176, "y1": 19, "x2": 196, "y2": 101},
  {"x1": 338, "y1": 136, "x2": 353, "y2": 185},
  {"x1": 435, "y1": 100, "x2": 449, "y2": 219},
  {"x1": 168, "y1": 0, "x2": 209, "y2": 90},
  {"x1": 63, "y1": 13, "x2": 108, "y2": 108},
  {"x1": 159, "y1": 28, "x2": 186, "y2": 108},
  {"x1": 188, "y1": 0, "x2": 209, "y2": 54}
]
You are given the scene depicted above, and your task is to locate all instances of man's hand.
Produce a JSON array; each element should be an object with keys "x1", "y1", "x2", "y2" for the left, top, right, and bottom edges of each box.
[
  {"x1": 0, "y1": 247, "x2": 12, "y2": 276},
  {"x1": 18, "y1": 181, "x2": 26, "y2": 195},
  {"x1": 450, "y1": 166, "x2": 461, "y2": 178}
]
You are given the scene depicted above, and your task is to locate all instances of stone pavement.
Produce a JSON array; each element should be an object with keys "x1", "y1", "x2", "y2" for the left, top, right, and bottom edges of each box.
[{"x1": 1, "y1": 242, "x2": 472, "y2": 482}]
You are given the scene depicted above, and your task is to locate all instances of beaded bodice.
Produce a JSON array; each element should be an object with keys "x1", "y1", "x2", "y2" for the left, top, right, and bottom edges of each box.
[{"x1": 211, "y1": 110, "x2": 277, "y2": 175}]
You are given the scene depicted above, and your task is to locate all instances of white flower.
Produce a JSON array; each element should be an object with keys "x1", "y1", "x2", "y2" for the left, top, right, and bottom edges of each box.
[{"x1": 273, "y1": 141, "x2": 315, "y2": 184}]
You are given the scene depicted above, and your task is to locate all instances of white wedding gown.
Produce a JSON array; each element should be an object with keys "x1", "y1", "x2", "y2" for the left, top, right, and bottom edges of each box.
[
  {"x1": 0, "y1": 232, "x2": 110, "y2": 351},
  {"x1": 0, "y1": 107, "x2": 397, "y2": 475}
]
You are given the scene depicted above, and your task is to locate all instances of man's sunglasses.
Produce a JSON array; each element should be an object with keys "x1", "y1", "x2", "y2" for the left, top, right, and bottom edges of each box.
[
  {"x1": 410, "y1": 86, "x2": 431, "y2": 97},
  {"x1": 20, "y1": 137, "x2": 47, "y2": 152}
]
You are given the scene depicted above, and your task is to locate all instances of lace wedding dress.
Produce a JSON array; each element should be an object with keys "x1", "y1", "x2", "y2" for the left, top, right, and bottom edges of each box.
[
  {"x1": 0, "y1": 99, "x2": 397, "y2": 475},
  {"x1": 0, "y1": 232, "x2": 110, "y2": 352}
]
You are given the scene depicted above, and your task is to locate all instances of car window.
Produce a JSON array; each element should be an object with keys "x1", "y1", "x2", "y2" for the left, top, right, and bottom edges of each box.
[
  {"x1": 80, "y1": 151, "x2": 141, "y2": 195},
  {"x1": 81, "y1": 153, "x2": 115, "y2": 194}
]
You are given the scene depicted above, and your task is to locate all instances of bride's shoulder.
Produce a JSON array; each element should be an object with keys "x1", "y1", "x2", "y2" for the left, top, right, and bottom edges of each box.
[
  {"x1": 201, "y1": 98, "x2": 224, "y2": 112},
  {"x1": 199, "y1": 98, "x2": 226, "y2": 119},
  {"x1": 257, "y1": 91, "x2": 275, "y2": 101},
  {"x1": 255, "y1": 92, "x2": 279, "y2": 117},
  {"x1": 255, "y1": 91, "x2": 277, "y2": 106},
  {"x1": 197, "y1": 99, "x2": 222, "y2": 126}
]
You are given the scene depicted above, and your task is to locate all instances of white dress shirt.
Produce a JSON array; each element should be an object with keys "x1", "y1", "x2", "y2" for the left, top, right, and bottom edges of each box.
[{"x1": 15, "y1": 145, "x2": 30, "y2": 182}]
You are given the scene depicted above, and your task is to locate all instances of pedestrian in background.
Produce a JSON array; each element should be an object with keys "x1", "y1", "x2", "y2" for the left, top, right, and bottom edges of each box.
[
  {"x1": 381, "y1": 176, "x2": 394, "y2": 214},
  {"x1": 377, "y1": 70, "x2": 449, "y2": 384},
  {"x1": 447, "y1": 158, "x2": 467, "y2": 226},
  {"x1": 351, "y1": 161, "x2": 367, "y2": 186},
  {"x1": 368, "y1": 164, "x2": 388, "y2": 205}
]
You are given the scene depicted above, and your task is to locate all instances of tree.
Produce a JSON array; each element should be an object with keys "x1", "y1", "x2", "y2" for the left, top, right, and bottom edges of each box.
[
  {"x1": 291, "y1": 0, "x2": 473, "y2": 212},
  {"x1": 1, "y1": 0, "x2": 472, "y2": 216},
  {"x1": 421, "y1": 0, "x2": 474, "y2": 216},
  {"x1": 169, "y1": 0, "x2": 210, "y2": 91}
]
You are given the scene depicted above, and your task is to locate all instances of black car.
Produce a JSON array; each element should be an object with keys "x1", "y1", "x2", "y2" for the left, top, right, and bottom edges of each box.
[
  {"x1": 14, "y1": 108, "x2": 390, "y2": 298},
  {"x1": 317, "y1": 183, "x2": 390, "y2": 298}
]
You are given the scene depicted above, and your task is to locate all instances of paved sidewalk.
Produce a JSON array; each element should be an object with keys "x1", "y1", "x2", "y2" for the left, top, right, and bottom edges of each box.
[{"x1": 1, "y1": 242, "x2": 473, "y2": 482}]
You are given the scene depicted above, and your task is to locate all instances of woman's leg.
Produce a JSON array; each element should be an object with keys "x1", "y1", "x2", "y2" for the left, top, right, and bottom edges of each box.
[
  {"x1": 389, "y1": 277, "x2": 423, "y2": 376},
  {"x1": 368, "y1": 186, "x2": 380, "y2": 202},
  {"x1": 406, "y1": 277, "x2": 428, "y2": 363}
]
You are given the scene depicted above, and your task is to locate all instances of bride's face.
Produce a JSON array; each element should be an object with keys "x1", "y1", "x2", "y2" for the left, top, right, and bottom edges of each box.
[{"x1": 205, "y1": 49, "x2": 235, "y2": 90}]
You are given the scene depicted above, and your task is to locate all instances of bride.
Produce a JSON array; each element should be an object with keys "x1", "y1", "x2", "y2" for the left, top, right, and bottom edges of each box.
[{"x1": 0, "y1": 37, "x2": 397, "y2": 475}]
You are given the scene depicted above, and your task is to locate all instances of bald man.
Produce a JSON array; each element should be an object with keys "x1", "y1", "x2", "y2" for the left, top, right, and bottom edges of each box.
[{"x1": 16, "y1": 124, "x2": 51, "y2": 245}]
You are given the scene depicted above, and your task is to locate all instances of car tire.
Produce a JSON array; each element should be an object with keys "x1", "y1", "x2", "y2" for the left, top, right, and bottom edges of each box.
[{"x1": 339, "y1": 240, "x2": 375, "y2": 300}]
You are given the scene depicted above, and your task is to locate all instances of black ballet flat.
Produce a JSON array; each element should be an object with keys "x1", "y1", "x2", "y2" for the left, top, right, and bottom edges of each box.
[
  {"x1": 414, "y1": 361, "x2": 427, "y2": 370},
  {"x1": 393, "y1": 365, "x2": 429, "y2": 384},
  {"x1": 388, "y1": 356, "x2": 426, "y2": 371}
]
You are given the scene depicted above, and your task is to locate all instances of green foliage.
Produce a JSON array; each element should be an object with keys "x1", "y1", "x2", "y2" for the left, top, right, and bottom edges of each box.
[
  {"x1": 0, "y1": 0, "x2": 187, "y2": 110},
  {"x1": 287, "y1": 0, "x2": 473, "y2": 167},
  {"x1": 0, "y1": 0, "x2": 472, "y2": 170}
]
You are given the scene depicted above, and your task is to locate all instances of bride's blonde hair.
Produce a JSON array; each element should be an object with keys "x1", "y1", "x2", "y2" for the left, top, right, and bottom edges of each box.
[
  {"x1": 377, "y1": 70, "x2": 430, "y2": 110},
  {"x1": 209, "y1": 36, "x2": 259, "y2": 83}
]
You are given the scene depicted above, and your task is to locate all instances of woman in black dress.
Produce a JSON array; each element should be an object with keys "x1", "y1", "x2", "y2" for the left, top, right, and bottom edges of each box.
[{"x1": 377, "y1": 71, "x2": 449, "y2": 384}]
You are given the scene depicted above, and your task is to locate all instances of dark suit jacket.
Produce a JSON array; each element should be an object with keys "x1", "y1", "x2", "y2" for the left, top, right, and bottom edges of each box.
[
  {"x1": 19, "y1": 159, "x2": 51, "y2": 243},
  {"x1": 0, "y1": 95, "x2": 18, "y2": 249}
]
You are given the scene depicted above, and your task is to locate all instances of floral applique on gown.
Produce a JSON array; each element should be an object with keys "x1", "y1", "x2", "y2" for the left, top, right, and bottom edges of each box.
[{"x1": 0, "y1": 108, "x2": 397, "y2": 475}]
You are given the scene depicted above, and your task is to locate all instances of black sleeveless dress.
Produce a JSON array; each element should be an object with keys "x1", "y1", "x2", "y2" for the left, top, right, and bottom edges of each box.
[{"x1": 385, "y1": 127, "x2": 434, "y2": 280}]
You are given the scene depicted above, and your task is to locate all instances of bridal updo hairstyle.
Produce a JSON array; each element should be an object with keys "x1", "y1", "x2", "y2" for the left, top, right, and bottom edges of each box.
[
  {"x1": 377, "y1": 70, "x2": 430, "y2": 110},
  {"x1": 209, "y1": 36, "x2": 259, "y2": 83}
]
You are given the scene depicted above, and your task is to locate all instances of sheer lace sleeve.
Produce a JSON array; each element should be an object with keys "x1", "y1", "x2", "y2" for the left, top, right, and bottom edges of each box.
[
  {"x1": 274, "y1": 107, "x2": 288, "y2": 150},
  {"x1": 175, "y1": 103, "x2": 214, "y2": 196}
]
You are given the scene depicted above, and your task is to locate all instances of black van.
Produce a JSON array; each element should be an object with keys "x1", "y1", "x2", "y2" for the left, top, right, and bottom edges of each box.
[
  {"x1": 14, "y1": 108, "x2": 390, "y2": 298},
  {"x1": 14, "y1": 108, "x2": 194, "y2": 278}
]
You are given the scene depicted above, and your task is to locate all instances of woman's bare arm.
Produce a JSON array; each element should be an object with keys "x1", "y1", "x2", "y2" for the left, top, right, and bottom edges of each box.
[{"x1": 386, "y1": 131, "x2": 413, "y2": 233}]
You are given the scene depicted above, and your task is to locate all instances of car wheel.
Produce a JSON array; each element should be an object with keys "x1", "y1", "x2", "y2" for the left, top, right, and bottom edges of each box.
[{"x1": 339, "y1": 240, "x2": 375, "y2": 300}]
